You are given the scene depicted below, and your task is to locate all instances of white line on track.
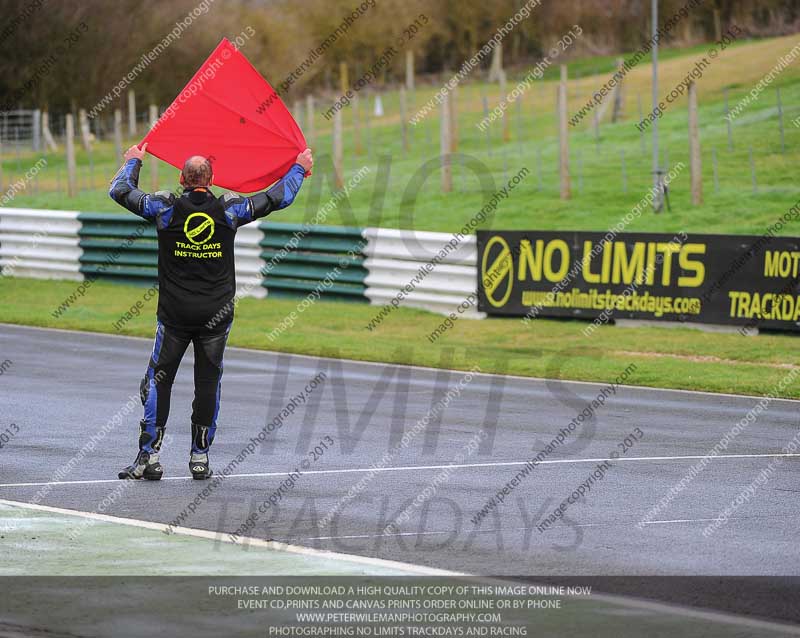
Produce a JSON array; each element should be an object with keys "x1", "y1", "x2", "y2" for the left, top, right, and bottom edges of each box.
[
  {"x1": 293, "y1": 515, "x2": 798, "y2": 541},
  {"x1": 1, "y1": 497, "x2": 800, "y2": 635},
  {"x1": 288, "y1": 524, "x2": 624, "y2": 542},
  {"x1": 1, "y1": 452, "x2": 799, "y2": 489},
  {"x1": 641, "y1": 517, "x2": 735, "y2": 525}
]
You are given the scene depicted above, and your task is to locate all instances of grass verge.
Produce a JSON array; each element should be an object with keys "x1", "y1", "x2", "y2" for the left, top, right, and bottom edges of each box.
[{"x1": 1, "y1": 277, "x2": 798, "y2": 399}]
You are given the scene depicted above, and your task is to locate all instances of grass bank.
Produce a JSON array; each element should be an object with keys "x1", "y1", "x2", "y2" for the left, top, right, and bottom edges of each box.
[{"x1": 1, "y1": 277, "x2": 798, "y2": 399}]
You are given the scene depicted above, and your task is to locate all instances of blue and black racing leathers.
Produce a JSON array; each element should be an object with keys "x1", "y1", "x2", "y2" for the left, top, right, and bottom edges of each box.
[{"x1": 108, "y1": 159, "x2": 305, "y2": 455}]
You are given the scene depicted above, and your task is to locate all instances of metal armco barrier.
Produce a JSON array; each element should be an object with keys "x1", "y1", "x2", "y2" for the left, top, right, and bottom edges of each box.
[
  {"x1": 0, "y1": 208, "x2": 82, "y2": 280},
  {"x1": 363, "y1": 227, "x2": 483, "y2": 317},
  {"x1": 0, "y1": 208, "x2": 486, "y2": 318}
]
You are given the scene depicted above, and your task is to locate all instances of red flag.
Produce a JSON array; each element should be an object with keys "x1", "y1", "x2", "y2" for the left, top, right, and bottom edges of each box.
[{"x1": 141, "y1": 38, "x2": 306, "y2": 193}]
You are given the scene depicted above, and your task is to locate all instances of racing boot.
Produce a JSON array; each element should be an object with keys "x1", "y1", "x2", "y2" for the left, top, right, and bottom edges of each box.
[
  {"x1": 189, "y1": 451, "x2": 213, "y2": 480},
  {"x1": 190, "y1": 422, "x2": 214, "y2": 480},
  {"x1": 118, "y1": 450, "x2": 163, "y2": 480},
  {"x1": 118, "y1": 419, "x2": 165, "y2": 480}
]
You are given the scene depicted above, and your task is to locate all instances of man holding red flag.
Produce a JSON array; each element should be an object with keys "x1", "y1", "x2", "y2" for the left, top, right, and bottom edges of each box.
[{"x1": 109, "y1": 144, "x2": 313, "y2": 481}]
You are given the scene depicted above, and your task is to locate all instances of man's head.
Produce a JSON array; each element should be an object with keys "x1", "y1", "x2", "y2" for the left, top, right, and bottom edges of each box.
[{"x1": 180, "y1": 155, "x2": 213, "y2": 189}]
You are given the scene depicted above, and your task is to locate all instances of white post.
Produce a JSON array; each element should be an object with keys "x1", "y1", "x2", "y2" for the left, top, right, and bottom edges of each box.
[
  {"x1": 333, "y1": 108, "x2": 344, "y2": 189},
  {"x1": 65, "y1": 114, "x2": 77, "y2": 197},
  {"x1": 440, "y1": 92, "x2": 452, "y2": 193},
  {"x1": 399, "y1": 86, "x2": 409, "y2": 152},
  {"x1": 488, "y1": 42, "x2": 503, "y2": 83},
  {"x1": 42, "y1": 111, "x2": 58, "y2": 152},
  {"x1": 78, "y1": 108, "x2": 92, "y2": 152}
]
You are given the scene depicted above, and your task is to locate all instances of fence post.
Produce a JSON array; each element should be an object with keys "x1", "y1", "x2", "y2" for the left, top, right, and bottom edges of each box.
[
  {"x1": 65, "y1": 114, "x2": 77, "y2": 198},
  {"x1": 405, "y1": 50, "x2": 414, "y2": 91},
  {"x1": 481, "y1": 94, "x2": 492, "y2": 155},
  {"x1": 777, "y1": 87, "x2": 785, "y2": 154},
  {"x1": 440, "y1": 91, "x2": 452, "y2": 193},
  {"x1": 399, "y1": 86, "x2": 409, "y2": 153},
  {"x1": 32, "y1": 108, "x2": 41, "y2": 152},
  {"x1": 113, "y1": 109, "x2": 123, "y2": 162},
  {"x1": 14, "y1": 128, "x2": 20, "y2": 174},
  {"x1": 91, "y1": 110, "x2": 102, "y2": 142},
  {"x1": 78, "y1": 108, "x2": 92, "y2": 152},
  {"x1": 339, "y1": 62, "x2": 349, "y2": 95},
  {"x1": 637, "y1": 94, "x2": 645, "y2": 155},
  {"x1": 407, "y1": 89, "x2": 415, "y2": 146},
  {"x1": 688, "y1": 81, "x2": 702, "y2": 206},
  {"x1": 500, "y1": 72, "x2": 510, "y2": 142},
  {"x1": 611, "y1": 58, "x2": 625, "y2": 123},
  {"x1": 148, "y1": 104, "x2": 159, "y2": 131},
  {"x1": 365, "y1": 95, "x2": 372, "y2": 158},
  {"x1": 488, "y1": 41, "x2": 503, "y2": 83},
  {"x1": 42, "y1": 111, "x2": 58, "y2": 152},
  {"x1": 353, "y1": 91, "x2": 363, "y2": 155},
  {"x1": 450, "y1": 83, "x2": 459, "y2": 151},
  {"x1": 128, "y1": 91, "x2": 137, "y2": 137},
  {"x1": 558, "y1": 65, "x2": 571, "y2": 200},
  {"x1": 723, "y1": 88, "x2": 733, "y2": 150},
  {"x1": 333, "y1": 108, "x2": 344, "y2": 189},
  {"x1": 88, "y1": 143, "x2": 95, "y2": 191}
]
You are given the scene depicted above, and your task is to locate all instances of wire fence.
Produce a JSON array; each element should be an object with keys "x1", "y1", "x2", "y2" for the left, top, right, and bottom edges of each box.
[{"x1": 1, "y1": 69, "x2": 798, "y2": 205}]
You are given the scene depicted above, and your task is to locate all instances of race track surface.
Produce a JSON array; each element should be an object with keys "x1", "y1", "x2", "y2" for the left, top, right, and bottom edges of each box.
[{"x1": 1, "y1": 323, "x2": 799, "y2": 624}]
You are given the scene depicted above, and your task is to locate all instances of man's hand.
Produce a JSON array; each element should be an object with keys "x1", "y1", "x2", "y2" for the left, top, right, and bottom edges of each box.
[
  {"x1": 124, "y1": 143, "x2": 148, "y2": 162},
  {"x1": 296, "y1": 148, "x2": 313, "y2": 175}
]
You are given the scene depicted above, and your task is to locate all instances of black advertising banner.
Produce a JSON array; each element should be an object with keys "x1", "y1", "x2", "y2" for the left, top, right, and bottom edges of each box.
[{"x1": 476, "y1": 230, "x2": 800, "y2": 331}]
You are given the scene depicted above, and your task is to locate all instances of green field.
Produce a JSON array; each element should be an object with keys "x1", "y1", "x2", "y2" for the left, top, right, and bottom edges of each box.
[
  {"x1": 3, "y1": 34, "x2": 800, "y2": 237},
  {"x1": 2, "y1": 277, "x2": 798, "y2": 399}
]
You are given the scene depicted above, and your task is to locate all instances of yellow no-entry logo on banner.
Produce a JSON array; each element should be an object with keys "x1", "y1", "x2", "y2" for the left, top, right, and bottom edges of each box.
[{"x1": 481, "y1": 235, "x2": 514, "y2": 308}]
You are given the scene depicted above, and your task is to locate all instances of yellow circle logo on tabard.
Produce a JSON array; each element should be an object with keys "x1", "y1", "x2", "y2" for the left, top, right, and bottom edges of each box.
[{"x1": 184, "y1": 212, "x2": 215, "y2": 245}]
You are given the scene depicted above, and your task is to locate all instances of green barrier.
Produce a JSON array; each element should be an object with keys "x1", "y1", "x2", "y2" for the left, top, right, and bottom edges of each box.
[
  {"x1": 263, "y1": 277, "x2": 368, "y2": 302},
  {"x1": 74, "y1": 214, "x2": 370, "y2": 303},
  {"x1": 260, "y1": 249, "x2": 363, "y2": 268},
  {"x1": 259, "y1": 220, "x2": 368, "y2": 301},
  {"x1": 77, "y1": 213, "x2": 158, "y2": 283}
]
